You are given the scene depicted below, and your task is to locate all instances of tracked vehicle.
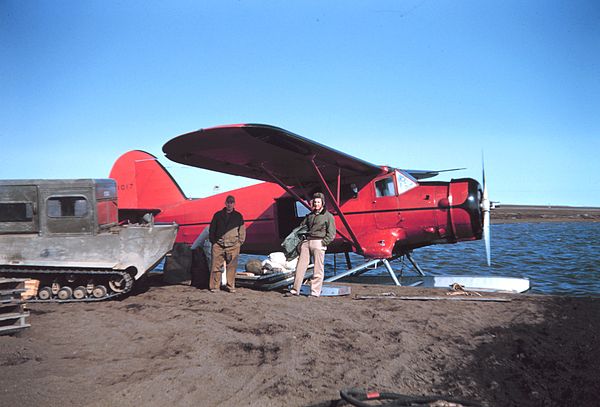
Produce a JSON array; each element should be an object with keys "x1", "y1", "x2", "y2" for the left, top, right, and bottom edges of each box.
[{"x1": 0, "y1": 179, "x2": 178, "y2": 302}]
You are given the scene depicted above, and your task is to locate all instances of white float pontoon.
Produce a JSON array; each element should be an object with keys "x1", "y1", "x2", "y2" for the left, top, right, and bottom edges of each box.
[{"x1": 325, "y1": 257, "x2": 530, "y2": 293}]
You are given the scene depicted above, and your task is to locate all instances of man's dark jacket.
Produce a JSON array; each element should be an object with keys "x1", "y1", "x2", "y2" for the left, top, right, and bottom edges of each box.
[{"x1": 209, "y1": 208, "x2": 246, "y2": 247}]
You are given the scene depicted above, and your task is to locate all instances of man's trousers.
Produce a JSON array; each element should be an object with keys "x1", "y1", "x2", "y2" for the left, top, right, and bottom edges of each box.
[{"x1": 210, "y1": 243, "x2": 240, "y2": 291}]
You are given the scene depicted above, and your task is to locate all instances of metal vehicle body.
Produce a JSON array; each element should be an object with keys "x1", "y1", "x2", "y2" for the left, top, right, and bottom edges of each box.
[
  {"x1": 0, "y1": 179, "x2": 178, "y2": 302},
  {"x1": 109, "y1": 124, "x2": 491, "y2": 282}
]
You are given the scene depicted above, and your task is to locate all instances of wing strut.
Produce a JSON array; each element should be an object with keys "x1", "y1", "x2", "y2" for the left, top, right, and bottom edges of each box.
[
  {"x1": 309, "y1": 157, "x2": 363, "y2": 254},
  {"x1": 260, "y1": 164, "x2": 310, "y2": 209},
  {"x1": 261, "y1": 162, "x2": 360, "y2": 251},
  {"x1": 336, "y1": 167, "x2": 341, "y2": 203}
]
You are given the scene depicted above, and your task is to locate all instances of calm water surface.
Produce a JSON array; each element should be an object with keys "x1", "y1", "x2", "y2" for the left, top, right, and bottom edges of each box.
[{"x1": 318, "y1": 222, "x2": 600, "y2": 296}]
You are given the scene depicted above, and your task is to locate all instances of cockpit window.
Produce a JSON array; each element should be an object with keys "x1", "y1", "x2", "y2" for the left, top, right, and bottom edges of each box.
[{"x1": 375, "y1": 177, "x2": 396, "y2": 197}]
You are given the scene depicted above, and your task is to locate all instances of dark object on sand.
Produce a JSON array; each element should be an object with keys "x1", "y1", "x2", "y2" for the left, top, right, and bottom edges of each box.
[
  {"x1": 190, "y1": 248, "x2": 210, "y2": 289},
  {"x1": 244, "y1": 259, "x2": 263, "y2": 274}
]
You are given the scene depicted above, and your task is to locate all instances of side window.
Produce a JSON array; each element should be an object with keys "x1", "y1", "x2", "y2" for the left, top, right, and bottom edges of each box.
[
  {"x1": 47, "y1": 196, "x2": 89, "y2": 218},
  {"x1": 295, "y1": 201, "x2": 310, "y2": 218},
  {"x1": 375, "y1": 177, "x2": 396, "y2": 197},
  {"x1": 0, "y1": 202, "x2": 34, "y2": 222},
  {"x1": 96, "y1": 200, "x2": 118, "y2": 226},
  {"x1": 340, "y1": 183, "x2": 359, "y2": 200},
  {"x1": 396, "y1": 170, "x2": 418, "y2": 195}
]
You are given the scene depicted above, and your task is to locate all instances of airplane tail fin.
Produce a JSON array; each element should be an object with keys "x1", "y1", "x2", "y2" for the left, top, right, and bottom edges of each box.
[{"x1": 109, "y1": 150, "x2": 186, "y2": 211}]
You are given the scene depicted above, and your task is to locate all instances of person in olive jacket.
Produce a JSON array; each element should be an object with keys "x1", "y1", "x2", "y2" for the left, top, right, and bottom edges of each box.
[
  {"x1": 208, "y1": 195, "x2": 245, "y2": 293},
  {"x1": 289, "y1": 192, "x2": 336, "y2": 297}
]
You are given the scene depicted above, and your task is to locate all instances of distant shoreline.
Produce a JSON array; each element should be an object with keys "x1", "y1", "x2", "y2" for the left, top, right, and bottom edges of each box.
[{"x1": 491, "y1": 204, "x2": 600, "y2": 223}]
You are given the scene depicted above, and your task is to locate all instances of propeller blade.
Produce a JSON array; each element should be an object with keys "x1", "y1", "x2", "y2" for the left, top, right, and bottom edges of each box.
[
  {"x1": 481, "y1": 152, "x2": 491, "y2": 266},
  {"x1": 483, "y1": 208, "x2": 491, "y2": 266}
]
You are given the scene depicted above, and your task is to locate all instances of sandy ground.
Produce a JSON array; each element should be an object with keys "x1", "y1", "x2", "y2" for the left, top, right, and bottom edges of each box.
[
  {"x1": 2, "y1": 281, "x2": 600, "y2": 407},
  {"x1": 2, "y1": 208, "x2": 599, "y2": 406}
]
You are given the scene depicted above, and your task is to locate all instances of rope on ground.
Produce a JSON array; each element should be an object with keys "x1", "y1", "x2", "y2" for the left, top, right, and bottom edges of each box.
[{"x1": 446, "y1": 283, "x2": 482, "y2": 297}]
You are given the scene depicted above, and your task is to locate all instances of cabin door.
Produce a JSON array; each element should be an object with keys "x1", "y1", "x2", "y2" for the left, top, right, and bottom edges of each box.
[
  {"x1": 275, "y1": 198, "x2": 308, "y2": 240},
  {"x1": 371, "y1": 175, "x2": 400, "y2": 229}
]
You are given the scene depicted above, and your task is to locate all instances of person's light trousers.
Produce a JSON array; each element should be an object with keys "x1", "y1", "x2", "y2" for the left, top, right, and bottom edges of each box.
[{"x1": 293, "y1": 239, "x2": 325, "y2": 296}]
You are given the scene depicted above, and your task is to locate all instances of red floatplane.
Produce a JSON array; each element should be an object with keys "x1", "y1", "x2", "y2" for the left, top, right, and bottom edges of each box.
[{"x1": 110, "y1": 123, "x2": 496, "y2": 287}]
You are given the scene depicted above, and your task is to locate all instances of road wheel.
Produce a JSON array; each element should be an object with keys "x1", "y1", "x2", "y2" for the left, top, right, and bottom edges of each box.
[
  {"x1": 57, "y1": 286, "x2": 73, "y2": 300},
  {"x1": 92, "y1": 285, "x2": 107, "y2": 299},
  {"x1": 38, "y1": 286, "x2": 53, "y2": 300},
  {"x1": 108, "y1": 276, "x2": 127, "y2": 293},
  {"x1": 73, "y1": 286, "x2": 87, "y2": 300}
]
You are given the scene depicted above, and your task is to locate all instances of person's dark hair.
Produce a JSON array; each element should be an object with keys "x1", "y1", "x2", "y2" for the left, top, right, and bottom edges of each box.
[
  {"x1": 226, "y1": 195, "x2": 235, "y2": 203},
  {"x1": 312, "y1": 192, "x2": 325, "y2": 202}
]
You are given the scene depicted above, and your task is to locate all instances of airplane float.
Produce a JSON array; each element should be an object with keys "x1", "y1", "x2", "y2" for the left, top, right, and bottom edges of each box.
[{"x1": 110, "y1": 123, "x2": 495, "y2": 287}]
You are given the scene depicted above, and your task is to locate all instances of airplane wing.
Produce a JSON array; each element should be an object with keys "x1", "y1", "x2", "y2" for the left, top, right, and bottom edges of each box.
[{"x1": 162, "y1": 124, "x2": 383, "y2": 185}]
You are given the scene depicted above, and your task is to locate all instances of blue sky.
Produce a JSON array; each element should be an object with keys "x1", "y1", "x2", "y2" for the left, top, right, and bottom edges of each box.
[{"x1": 2, "y1": 1, "x2": 599, "y2": 206}]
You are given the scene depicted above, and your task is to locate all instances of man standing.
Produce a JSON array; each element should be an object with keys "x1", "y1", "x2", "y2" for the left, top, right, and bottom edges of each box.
[
  {"x1": 208, "y1": 195, "x2": 245, "y2": 293},
  {"x1": 289, "y1": 192, "x2": 336, "y2": 297}
]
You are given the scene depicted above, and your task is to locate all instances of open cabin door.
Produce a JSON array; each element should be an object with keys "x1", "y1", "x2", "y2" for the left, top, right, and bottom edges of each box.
[{"x1": 275, "y1": 198, "x2": 308, "y2": 240}]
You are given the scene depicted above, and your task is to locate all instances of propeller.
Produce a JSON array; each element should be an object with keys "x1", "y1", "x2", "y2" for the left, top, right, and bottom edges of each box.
[{"x1": 481, "y1": 153, "x2": 491, "y2": 266}]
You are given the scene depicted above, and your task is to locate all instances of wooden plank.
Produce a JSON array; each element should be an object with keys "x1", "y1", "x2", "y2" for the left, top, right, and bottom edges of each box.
[
  {"x1": 0, "y1": 298, "x2": 23, "y2": 305},
  {"x1": 354, "y1": 295, "x2": 511, "y2": 302},
  {"x1": 0, "y1": 277, "x2": 28, "y2": 285},
  {"x1": 0, "y1": 311, "x2": 30, "y2": 322},
  {"x1": 0, "y1": 288, "x2": 27, "y2": 296},
  {"x1": 0, "y1": 302, "x2": 24, "y2": 310},
  {"x1": 0, "y1": 323, "x2": 31, "y2": 335}
]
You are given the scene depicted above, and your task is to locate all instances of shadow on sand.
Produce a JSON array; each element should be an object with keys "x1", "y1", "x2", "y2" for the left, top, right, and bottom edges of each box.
[{"x1": 431, "y1": 296, "x2": 600, "y2": 406}]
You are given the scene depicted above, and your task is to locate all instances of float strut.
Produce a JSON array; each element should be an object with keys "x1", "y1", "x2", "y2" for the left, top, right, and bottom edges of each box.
[
  {"x1": 325, "y1": 257, "x2": 401, "y2": 286},
  {"x1": 344, "y1": 252, "x2": 352, "y2": 269},
  {"x1": 382, "y1": 259, "x2": 401, "y2": 286},
  {"x1": 406, "y1": 252, "x2": 426, "y2": 276}
]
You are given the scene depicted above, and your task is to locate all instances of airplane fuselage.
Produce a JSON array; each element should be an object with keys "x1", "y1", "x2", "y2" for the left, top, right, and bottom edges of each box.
[{"x1": 152, "y1": 170, "x2": 483, "y2": 259}]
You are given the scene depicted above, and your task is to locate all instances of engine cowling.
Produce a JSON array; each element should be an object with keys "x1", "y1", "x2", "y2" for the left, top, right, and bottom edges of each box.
[{"x1": 446, "y1": 178, "x2": 483, "y2": 242}]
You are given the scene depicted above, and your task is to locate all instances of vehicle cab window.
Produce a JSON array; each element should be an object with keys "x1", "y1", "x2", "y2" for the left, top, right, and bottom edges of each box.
[
  {"x1": 47, "y1": 196, "x2": 89, "y2": 218},
  {"x1": 0, "y1": 202, "x2": 34, "y2": 222},
  {"x1": 45, "y1": 195, "x2": 93, "y2": 234}
]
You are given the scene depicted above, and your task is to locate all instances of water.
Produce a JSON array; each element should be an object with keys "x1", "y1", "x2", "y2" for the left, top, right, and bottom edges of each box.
[{"x1": 318, "y1": 222, "x2": 600, "y2": 296}]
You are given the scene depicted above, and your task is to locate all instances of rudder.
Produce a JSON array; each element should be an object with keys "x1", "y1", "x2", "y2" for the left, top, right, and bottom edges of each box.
[{"x1": 109, "y1": 150, "x2": 186, "y2": 210}]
